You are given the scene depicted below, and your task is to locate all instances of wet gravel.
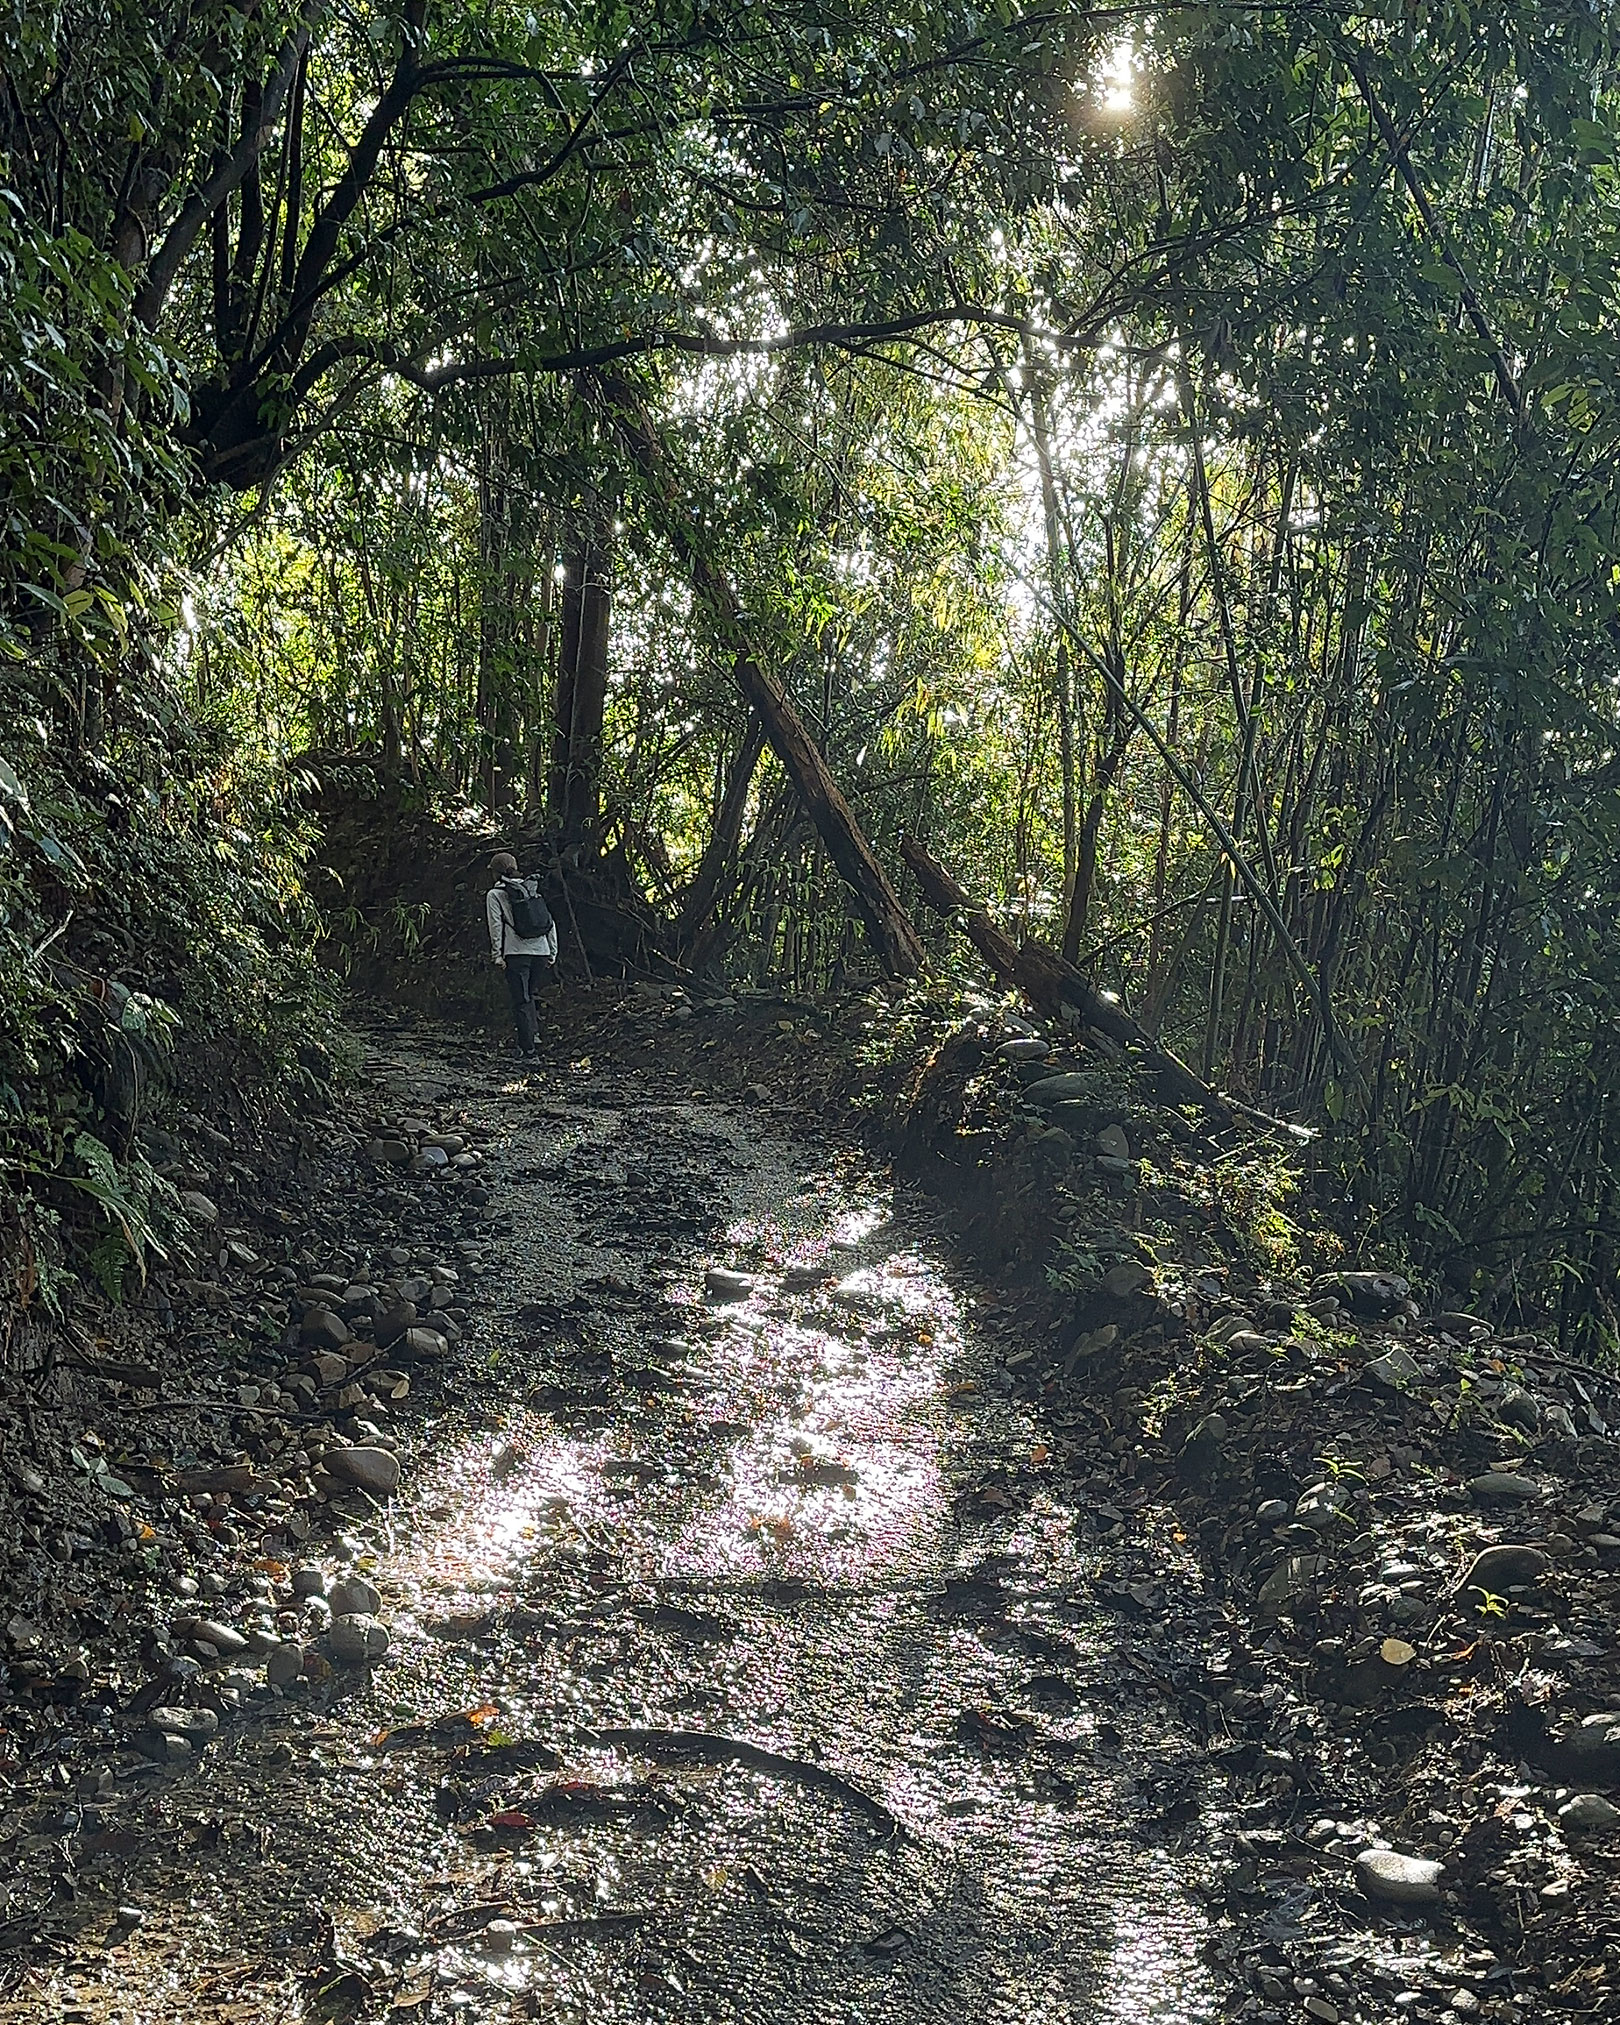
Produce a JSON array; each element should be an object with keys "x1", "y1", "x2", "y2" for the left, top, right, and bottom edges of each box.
[{"x1": 1, "y1": 1024, "x2": 1219, "y2": 2023}]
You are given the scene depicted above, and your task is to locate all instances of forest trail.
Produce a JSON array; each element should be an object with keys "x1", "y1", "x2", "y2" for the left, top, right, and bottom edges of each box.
[{"x1": 8, "y1": 1023, "x2": 1216, "y2": 2025}]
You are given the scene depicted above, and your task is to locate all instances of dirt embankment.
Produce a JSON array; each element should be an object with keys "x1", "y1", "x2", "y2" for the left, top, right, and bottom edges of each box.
[
  {"x1": 306, "y1": 763, "x2": 670, "y2": 1025},
  {"x1": 871, "y1": 997, "x2": 1620, "y2": 2020}
]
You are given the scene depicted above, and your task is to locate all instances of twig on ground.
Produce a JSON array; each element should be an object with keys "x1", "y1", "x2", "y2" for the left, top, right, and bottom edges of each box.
[{"x1": 581, "y1": 1725, "x2": 912, "y2": 1838}]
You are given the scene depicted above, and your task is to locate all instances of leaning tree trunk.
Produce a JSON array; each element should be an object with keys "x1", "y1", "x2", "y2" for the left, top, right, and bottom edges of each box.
[
  {"x1": 593, "y1": 376, "x2": 927, "y2": 978},
  {"x1": 899, "y1": 834, "x2": 1227, "y2": 1119}
]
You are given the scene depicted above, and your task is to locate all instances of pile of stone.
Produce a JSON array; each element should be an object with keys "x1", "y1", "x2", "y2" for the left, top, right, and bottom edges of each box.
[
  {"x1": 138, "y1": 1564, "x2": 394, "y2": 1760},
  {"x1": 361, "y1": 1112, "x2": 488, "y2": 1180}
]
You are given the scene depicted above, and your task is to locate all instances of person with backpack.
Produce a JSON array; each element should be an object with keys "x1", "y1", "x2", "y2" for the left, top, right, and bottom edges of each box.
[{"x1": 486, "y1": 851, "x2": 557, "y2": 1059}]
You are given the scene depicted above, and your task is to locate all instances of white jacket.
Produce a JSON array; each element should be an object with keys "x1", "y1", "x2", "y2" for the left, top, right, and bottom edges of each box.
[{"x1": 486, "y1": 878, "x2": 558, "y2": 962}]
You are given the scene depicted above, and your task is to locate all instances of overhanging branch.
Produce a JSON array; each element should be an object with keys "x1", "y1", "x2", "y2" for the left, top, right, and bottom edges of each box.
[{"x1": 293, "y1": 303, "x2": 1073, "y2": 401}]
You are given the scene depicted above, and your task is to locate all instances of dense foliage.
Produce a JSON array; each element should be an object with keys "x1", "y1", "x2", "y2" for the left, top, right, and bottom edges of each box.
[{"x1": 6, "y1": 1, "x2": 1620, "y2": 1344}]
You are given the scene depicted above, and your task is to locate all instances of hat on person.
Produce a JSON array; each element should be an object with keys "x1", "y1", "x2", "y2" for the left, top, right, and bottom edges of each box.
[{"x1": 490, "y1": 851, "x2": 519, "y2": 877}]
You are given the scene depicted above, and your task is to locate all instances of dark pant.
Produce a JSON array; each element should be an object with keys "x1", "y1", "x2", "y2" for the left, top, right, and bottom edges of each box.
[{"x1": 504, "y1": 954, "x2": 550, "y2": 1055}]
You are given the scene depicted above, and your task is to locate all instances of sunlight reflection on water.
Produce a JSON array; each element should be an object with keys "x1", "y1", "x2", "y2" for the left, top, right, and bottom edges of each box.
[{"x1": 375, "y1": 1170, "x2": 1215, "y2": 2024}]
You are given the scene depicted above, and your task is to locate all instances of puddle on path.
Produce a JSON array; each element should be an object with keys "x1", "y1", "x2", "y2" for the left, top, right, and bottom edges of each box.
[{"x1": 10, "y1": 1045, "x2": 1216, "y2": 2024}]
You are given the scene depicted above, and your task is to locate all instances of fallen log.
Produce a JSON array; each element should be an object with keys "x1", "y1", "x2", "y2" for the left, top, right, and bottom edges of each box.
[
  {"x1": 590, "y1": 375, "x2": 928, "y2": 978},
  {"x1": 898, "y1": 834, "x2": 1228, "y2": 1119}
]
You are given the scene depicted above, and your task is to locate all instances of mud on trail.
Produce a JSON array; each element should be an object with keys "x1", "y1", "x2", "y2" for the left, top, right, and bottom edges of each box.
[{"x1": 4, "y1": 1019, "x2": 1219, "y2": 2024}]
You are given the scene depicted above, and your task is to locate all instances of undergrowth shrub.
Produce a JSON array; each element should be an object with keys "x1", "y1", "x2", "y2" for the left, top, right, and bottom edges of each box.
[{"x1": 0, "y1": 667, "x2": 336, "y2": 1313}]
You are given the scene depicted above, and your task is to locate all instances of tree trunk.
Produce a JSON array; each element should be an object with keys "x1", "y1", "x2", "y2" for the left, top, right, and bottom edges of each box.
[
  {"x1": 593, "y1": 376, "x2": 927, "y2": 978},
  {"x1": 548, "y1": 546, "x2": 580, "y2": 825},
  {"x1": 550, "y1": 534, "x2": 611, "y2": 848},
  {"x1": 898, "y1": 834, "x2": 1226, "y2": 1118},
  {"x1": 675, "y1": 714, "x2": 767, "y2": 953}
]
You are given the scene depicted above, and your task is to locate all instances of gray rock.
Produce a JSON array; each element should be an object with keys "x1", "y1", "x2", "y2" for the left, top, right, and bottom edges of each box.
[
  {"x1": 265, "y1": 1643, "x2": 304, "y2": 1688},
  {"x1": 1102, "y1": 1259, "x2": 1151, "y2": 1299},
  {"x1": 1257, "y1": 1553, "x2": 1327, "y2": 1615},
  {"x1": 1457, "y1": 1544, "x2": 1550, "y2": 1596},
  {"x1": 1096, "y1": 1123, "x2": 1131, "y2": 1159},
  {"x1": 1562, "y1": 1711, "x2": 1620, "y2": 1769},
  {"x1": 1559, "y1": 1793, "x2": 1620, "y2": 1834},
  {"x1": 1319, "y1": 1269, "x2": 1410, "y2": 1316},
  {"x1": 177, "y1": 1618, "x2": 248, "y2": 1657},
  {"x1": 1364, "y1": 1347, "x2": 1423, "y2": 1391},
  {"x1": 400, "y1": 1326, "x2": 449, "y2": 1361},
  {"x1": 147, "y1": 1705, "x2": 220, "y2": 1744},
  {"x1": 1469, "y1": 1471, "x2": 1542, "y2": 1504},
  {"x1": 704, "y1": 1267, "x2": 754, "y2": 1303},
  {"x1": 1354, "y1": 1848, "x2": 1444, "y2": 1905},
  {"x1": 299, "y1": 1308, "x2": 352, "y2": 1352},
  {"x1": 1065, "y1": 1323, "x2": 1118, "y2": 1366},
  {"x1": 1096, "y1": 1155, "x2": 1134, "y2": 1180},
  {"x1": 1026, "y1": 1073, "x2": 1104, "y2": 1107},
  {"x1": 411, "y1": 1145, "x2": 451, "y2": 1173},
  {"x1": 996, "y1": 1037, "x2": 1051, "y2": 1062},
  {"x1": 1295, "y1": 1482, "x2": 1350, "y2": 1531},
  {"x1": 328, "y1": 1574, "x2": 382, "y2": 1617},
  {"x1": 290, "y1": 1564, "x2": 326, "y2": 1598},
  {"x1": 180, "y1": 1191, "x2": 219, "y2": 1228},
  {"x1": 374, "y1": 1299, "x2": 417, "y2": 1346},
  {"x1": 1496, "y1": 1384, "x2": 1542, "y2": 1432},
  {"x1": 329, "y1": 1613, "x2": 391, "y2": 1665},
  {"x1": 1029, "y1": 1127, "x2": 1074, "y2": 1167},
  {"x1": 325, "y1": 1445, "x2": 401, "y2": 1496}
]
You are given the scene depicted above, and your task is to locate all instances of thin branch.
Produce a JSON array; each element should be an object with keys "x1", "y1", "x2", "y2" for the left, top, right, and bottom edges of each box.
[{"x1": 1342, "y1": 45, "x2": 1524, "y2": 419}]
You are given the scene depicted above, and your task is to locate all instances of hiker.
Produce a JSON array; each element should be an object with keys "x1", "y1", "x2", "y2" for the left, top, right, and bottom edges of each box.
[{"x1": 486, "y1": 850, "x2": 557, "y2": 1059}]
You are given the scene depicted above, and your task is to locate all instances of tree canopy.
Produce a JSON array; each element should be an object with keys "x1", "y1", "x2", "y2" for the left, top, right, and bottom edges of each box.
[{"x1": 8, "y1": 0, "x2": 1620, "y2": 1344}]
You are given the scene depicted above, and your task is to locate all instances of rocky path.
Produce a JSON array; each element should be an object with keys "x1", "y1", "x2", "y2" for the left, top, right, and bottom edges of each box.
[{"x1": 1, "y1": 1023, "x2": 1218, "y2": 2025}]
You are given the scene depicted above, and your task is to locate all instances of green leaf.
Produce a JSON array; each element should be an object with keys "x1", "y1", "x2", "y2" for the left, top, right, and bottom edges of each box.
[{"x1": 1418, "y1": 259, "x2": 1464, "y2": 294}]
